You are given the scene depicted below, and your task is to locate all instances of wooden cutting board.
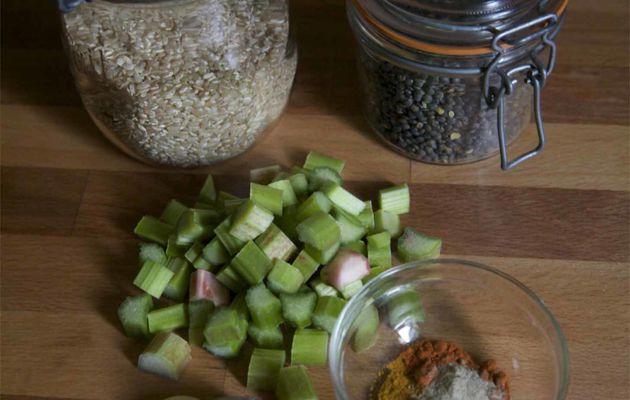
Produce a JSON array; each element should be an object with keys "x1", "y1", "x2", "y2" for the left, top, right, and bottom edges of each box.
[{"x1": 1, "y1": 0, "x2": 628, "y2": 399}]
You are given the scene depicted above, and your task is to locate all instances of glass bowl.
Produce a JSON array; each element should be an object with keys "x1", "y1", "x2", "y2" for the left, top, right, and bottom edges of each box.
[{"x1": 329, "y1": 259, "x2": 570, "y2": 400}]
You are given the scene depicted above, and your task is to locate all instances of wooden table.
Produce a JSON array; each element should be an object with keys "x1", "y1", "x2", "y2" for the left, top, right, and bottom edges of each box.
[{"x1": 1, "y1": 1, "x2": 628, "y2": 399}]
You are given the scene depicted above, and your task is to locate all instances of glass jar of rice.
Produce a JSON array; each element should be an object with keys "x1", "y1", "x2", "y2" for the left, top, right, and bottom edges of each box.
[{"x1": 60, "y1": 0, "x2": 297, "y2": 167}]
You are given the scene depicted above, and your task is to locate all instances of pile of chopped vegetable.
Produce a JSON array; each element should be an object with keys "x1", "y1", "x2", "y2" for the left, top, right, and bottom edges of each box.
[{"x1": 118, "y1": 151, "x2": 442, "y2": 398}]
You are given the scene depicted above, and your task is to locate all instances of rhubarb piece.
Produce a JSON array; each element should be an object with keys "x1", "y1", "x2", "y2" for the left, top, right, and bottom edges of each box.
[
  {"x1": 269, "y1": 179, "x2": 298, "y2": 207},
  {"x1": 312, "y1": 296, "x2": 347, "y2": 334},
  {"x1": 216, "y1": 264, "x2": 247, "y2": 293},
  {"x1": 373, "y1": 209, "x2": 402, "y2": 238},
  {"x1": 189, "y1": 270, "x2": 230, "y2": 306},
  {"x1": 245, "y1": 284, "x2": 283, "y2": 328},
  {"x1": 250, "y1": 183, "x2": 284, "y2": 216},
  {"x1": 231, "y1": 241, "x2": 273, "y2": 286},
  {"x1": 378, "y1": 184, "x2": 410, "y2": 215},
  {"x1": 247, "y1": 324, "x2": 284, "y2": 349},
  {"x1": 164, "y1": 259, "x2": 193, "y2": 302},
  {"x1": 247, "y1": 348, "x2": 286, "y2": 391},
  {"x1": 296, "y1": 212, "x2": 340, "y2": 251},
  {"x1": 350, "y1": 305, "x2": 379, "y2": 352},
  {"x1": 166, "y1": 234, "x2": 188, "y2": 258},
  {"x1": 138, "y1": 332, "x2": 191, "y2": 381},
  {"x1": 322, "y1": 183, "x2": 365, "y2": 216},
  {"x1": 276, "y1": 204, "x2": 300, "y2": 242},
  {"x1": 291, "y1": 329, "x2": 328, "y2": 365},
  {"x1": 160, "y1": 199, "x2": 188, "y2": 226},
  {"x1": 118, "y1": 294, "x2": 154, "y2": 339},
  {"x1": 387, "y1": 287, "x2": 425, "y2": 329},
  {"x1": 203, "y1": 307, "x2": 248, "y2": 358},
  {"x1": 192, "y1": 256, "x2": 212, "y2": 271},
  {"x1": 367, "y1": 232, "x2": 392, "y2": 268},
  {"x1": 295, "y1": 192, "x2": 332, "y2": 221},
  {"x1": 184, "y1": 242, "x2": 204, "y2": 264},
  {"x1": 358, "y1": 201, "x2": 375, "y2": 231},
  {"x1": 175, "y1": 210, "x2": 204, "y2": 245},
  {"x1": 288, "y1": 172, "x2": 308, "y2": 197},
  {"x1": 215, "y1": 218, "x2": 247, "y2": 255},
  {"x1": 230, "y1": 291, "x2": 250, "y2": 320},
  {"x1": 229, "y1": 200, "x2": 274, "y2": 241},
  {"x1": 303, "y1": 151, "x2": 345, "y2": 174},
  {"x1": 255, "y1": 223, "x2": 297, "y2": 262},
  {"x1": 307, "y1": 166, "x2": 343, "y2": 192},
  {"x1": 304, "y1": 242, "x2": 339, "y2": 264},
  {"x1": 273, "y1": 171, "x2": 290, "y2": 182},
  {"x1": 148, "y1": 303, "x2": 188, "y2": 333},
  {"x1": 267, "y1": 259, "x2": 304, "y2": 295},
  {"x1": 198, "y1": 174, "x2": 217, "y2": 204},
  {"x1": 342, "y1": 240, "x2": 366, "y2": 255},
  {"x1": 134, "y1": 260, "x2": 175, "y2": 298},
  {"x1": 134, "y1": 216, "x2": 173, "y2": 246},
  {"x1": 309, "y1": 277, "x2": 339, "y2": 298},
  {"x1": 332, "y1": 207, "x2": 366, "y2": 244},
  {"x1": 139, "y1": 243, "x2": 167, "y2": 265},
  {"x1": 276, "y1": 365, "x2": 318, "y2": 400},
  {"x1": 218, "y1": 192, "x2": 246, "y2": 215},
  {"x1": 397, "y1": 227, "x2": 442, "y2": 262},
  {"x1": 188, "y1": 299, "x2": 214, "y2": 346},
  {"x1": 292, "y1": 250, "x2": 320, "y2": 281},
  {"x1": 340, "y1": 280, "x2": 363, "y2": 299},
  {"x1": 320, "y1": 249, "x2": 370, "y2": 291},
  {"x1": 362, "y1": 266, "x2": 387, "y2": 284},
  {"x1": 201, "y1": 237, "x2": 230, "y2": 268},
  {"x1": 280, "y1": 289, "x2": 317, "y2": 329},
  {"x1": 250, "y1": 165, "x2": 282, "y2": 184}
]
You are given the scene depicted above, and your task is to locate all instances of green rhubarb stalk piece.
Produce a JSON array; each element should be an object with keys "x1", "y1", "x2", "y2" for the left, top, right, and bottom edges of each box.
[
  {"x1": 292, "y1": 250, "x2": 320, "y2": 281},
  {"x1": 350, "y1": 304, "x2": 379, "y2": 353},
  {"x1": 332, "y1": 207, "x2": 366, "y2": 244},
  {"x1": 216, "y1": 264, "x2": 247, "y2": 293},
  {"x1": 280, "y1": 288, "x2": 317, "y2": 329},
  {"x1": 303, "y1": 150, "x2": 345, "y2": 174},
  {"x1": 342, "y1": 240, "x2": 366, "y2": 255},
  {"x1": 273, "y1": 171, "x2": 290, "y2": 182},
  {"x1": 358, "y1": 200, "x2": 375, "y2": 231},
  {"x1": 160, "y1": 199, "x2": 188, "y2": 226},
  {"x1": 198, "y1": 174, "x2": 217, "y2": 204},
  {"x1": 269, "y1": 179, "x2": 298, "y2": 207},
  {"x1": 367, "y1": 232, "x2": 392, "y2": 268},
  {"x1": 340, "y1": 280, "x2": 363, "y2": 299},
  {"x1": 378, "y1": 184, "x2": 410, "y2": 215},
  {"x1": 134, "y1": 260, "x2": 175, "y2": 298},
  {"x1": 309, "y1": 276, "x2": 339, "y2": 298},
  {"x1": 139, "y1": 242, "x2": 167, "y2": 265},
  {"x1": 250, "y1": 165, "x2": 282, "y2": 185},
  {"x1": 203, "y1": 307, "x2": 248, "y2": 358},
  {"x1": 229, "y1": 200, "x2": 275, "y2": 242},
  {"x1": 397, "y1": 227, "x2": 442, "y2": 262},
  {"x1": 118, "y1": 294, "x2": 154, "y2": 339},
  {"x1": 188, "y1": 299, "x2": 214, "y2": 346},
  {"x1": 288, "y1": 172, "x2": 309, "y2": 197},
  {"x1": 304, "y1": 242, "x2": 339, "y2": 265},
  {"x1": 175, "y1": 209, "x2": 204, "y2": 245},
  {"x1": 163, "y1": 258, "x2": 193, "y2": 302},
  {"x1": 166, "y1": 234, "x2": 189, "y2": 258},
  {"x1": 291, "y1": 329, "x2": 328, "y2": 365},
  {"x1": 231, "y1": 241, "x2": 273, "y2": 286},
  {"x1": 138, "y1": 331, "x2": 191, "y2": 381},
  {"x1": 295, "y1": 192, "x2": 332, "y2": 222},
  {"x1": 307, "y1": 166, "x2": 343, "y2": 192},
  {"x1": 201, "y1": 237, "x2": 230, "y2": 268},
  {"x1": 192, "y1": 256, "x2": 212, "y2": 271},
  {"x1": 373, "y1": 209, "x2": 402, "y2": 238},
  {"x1": 296, "y1": 212, "x2": 340, "y2": 251},
  {"x1": 184, "y1": 242, "x2": 204, "y2": 264},
  {"x1": 218, "y1": 191, "x2": 246, "y2": 215},
  {"x1": 134, "y1": 216, "x2": 173, "y2": 246},
  {"x1": 247, "y1": 324, "x2": 284, "y2": 349},
  {"x1": 276, "y1": 365, "x2": 318, "y2": 400},
  {"x1": 387, "y1": 287, "x2": 425, "y2": 329},
  {"x1": 247, "y1": 348, "x2": 286, "y2": 391},
  {"x1": 148, "y1": 303, "x2": 188, "y2": 333},
  {"x1": 267, "y1": 259, "x2": 304, "y2": 294},
  {"x1": 214, "y1": 217, "x2": 247, "y2": 255},
  {"x1": 250, "y1": 183, "x2": 284, "y2": 216},
  {"x1": 245, "y1": 284, "x2": 283, "y2": 329},
  {"x1": 255, "y1": 223, "x2": 297, "y2": 262},
  {"x1": 312, "y1": 295, "x2": 347, "y2": 334},
  {"x1": 276, "y1": 204, "x2": 300, "y2": 242},
  {"x1": 322, "y1": 183, "x2": 365, "y2": 216},
  {"x1": 362, "y1": 266, "x2": 387, "y2": 284},
  {"x1": 230, "y1": 291, "x2": 250, "y2": 320}
]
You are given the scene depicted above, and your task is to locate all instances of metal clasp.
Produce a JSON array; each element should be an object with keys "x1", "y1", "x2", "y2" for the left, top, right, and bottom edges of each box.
[{"x1": 483, "y1": 13, "x2": 558, "y2": 170}]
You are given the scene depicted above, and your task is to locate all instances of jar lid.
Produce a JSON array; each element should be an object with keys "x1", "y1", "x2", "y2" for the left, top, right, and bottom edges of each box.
[{"x1": 351, "y1": 0, "x2": 568, "y2": 55}]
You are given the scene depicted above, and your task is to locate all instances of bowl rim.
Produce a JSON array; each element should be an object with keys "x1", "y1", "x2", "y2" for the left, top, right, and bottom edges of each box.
[{"x1": 329, "y1": 258, "x2": 571, "y2": 400}]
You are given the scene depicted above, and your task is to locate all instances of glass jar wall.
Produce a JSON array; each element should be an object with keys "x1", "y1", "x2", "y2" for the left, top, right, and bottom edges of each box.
[{"x1": 61, "y1": 0, "x2": 297, "y2": 167}]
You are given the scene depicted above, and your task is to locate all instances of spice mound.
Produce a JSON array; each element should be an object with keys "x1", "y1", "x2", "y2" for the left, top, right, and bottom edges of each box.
[{"x1": 377, "y1": 339, "x2": 510, "y2": 400}]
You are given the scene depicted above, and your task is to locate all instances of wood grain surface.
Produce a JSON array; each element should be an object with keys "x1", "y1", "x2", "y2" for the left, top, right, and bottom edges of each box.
[{"x1": 1, "y1": 0, "x2": 629, "y2": 400}]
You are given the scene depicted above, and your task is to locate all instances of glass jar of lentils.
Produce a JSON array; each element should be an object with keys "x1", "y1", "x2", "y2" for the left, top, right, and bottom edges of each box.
[
  {"x1": 60, "y1": 0, "x2": 297, "y2": 167},
  {"x1": 347, "y1": 0, "x2": 568, "y2": 169}
]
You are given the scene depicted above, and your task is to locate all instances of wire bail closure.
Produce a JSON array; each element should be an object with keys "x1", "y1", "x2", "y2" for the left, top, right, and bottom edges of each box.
[{"x1": 483, "y1": 13, "x2": 558, "y2": 170}]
